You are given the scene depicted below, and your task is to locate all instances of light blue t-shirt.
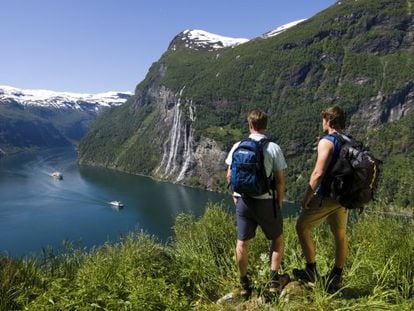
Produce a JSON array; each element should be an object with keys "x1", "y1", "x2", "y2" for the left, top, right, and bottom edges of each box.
[{"x1": 225, "y1": 133, "x2": 287, "y2": 199}]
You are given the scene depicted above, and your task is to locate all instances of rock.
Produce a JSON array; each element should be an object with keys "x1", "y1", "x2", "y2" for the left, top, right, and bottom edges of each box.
[
  {"x1": 350, "y1": 81, "x2": 414, "y2": 130},
  {"x1": 216, "y1": 289, "x2": 244, "y2": 305},
  {"x1": 280, "y1": 281, "x2": 310, "y2": 302},
  {"x1": 216, "y1": 289, "x2": 267, "y2": 309}
]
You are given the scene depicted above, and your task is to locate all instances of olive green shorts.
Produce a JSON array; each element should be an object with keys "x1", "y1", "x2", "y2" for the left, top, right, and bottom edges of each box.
[{"x1": 297, "y1": 195, "x2": 348, "y2": 230}]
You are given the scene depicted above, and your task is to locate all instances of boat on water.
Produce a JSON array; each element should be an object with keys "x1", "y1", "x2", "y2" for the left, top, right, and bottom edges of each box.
[
  {"x1": 109, "y1": 201, "x2": 124, "y2": 208},
  {"x1": 51, "y1": 172, "x2": 63, "y2": 180}
]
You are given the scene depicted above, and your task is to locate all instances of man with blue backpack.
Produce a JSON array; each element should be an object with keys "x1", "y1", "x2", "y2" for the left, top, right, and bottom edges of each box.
[{"x1": 225, "y1": 109, "x2": 289, "y2": 298}]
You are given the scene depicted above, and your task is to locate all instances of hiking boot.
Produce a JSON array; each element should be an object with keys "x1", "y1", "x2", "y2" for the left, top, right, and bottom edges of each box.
[
  {"x1": 239, "y1": 273, "x2": 252, "y2": 300},
  {"x1": 269, "y1": 273, "x2": 290, "y2": 294},
  {"x1": 292, "y1": 267, "x2": 318, "y2": 285},
  {"x1": 322, "y1": 272, "x2": 343, "y2": 293}
]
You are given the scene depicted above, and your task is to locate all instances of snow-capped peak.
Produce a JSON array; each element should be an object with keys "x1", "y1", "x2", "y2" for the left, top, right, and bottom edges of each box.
[
  {"x1": 262, "y1": 19, "x2": 307, "y2": 38},
  {"x1": 171, "y1": 20, "x2": 307, "y2": 52},
  {"x1": 0, "y1": 85, "x2": 132, "y2": 111},
  {"x1": 179, "y1": 29, "x2": 249, "y2": 50}
]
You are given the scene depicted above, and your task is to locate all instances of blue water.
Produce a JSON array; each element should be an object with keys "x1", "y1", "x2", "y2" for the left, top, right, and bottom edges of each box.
[{"x1": 0, "y1": 148, "x2": 232, "y2": 257}]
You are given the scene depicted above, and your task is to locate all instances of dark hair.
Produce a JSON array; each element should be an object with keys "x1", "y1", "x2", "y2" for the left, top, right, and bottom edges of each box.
[
  {"x1": 321, "y1": 106, "x2": 346, "y2": 130},
  {"x1": 248, "y1": 110, "x2": 268, "y2": 130}
]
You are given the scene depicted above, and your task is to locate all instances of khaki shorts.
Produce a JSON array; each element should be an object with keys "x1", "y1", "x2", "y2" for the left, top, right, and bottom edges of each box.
[{"x1": 297, "y1": 195, "x2": 348, "y2": 230}]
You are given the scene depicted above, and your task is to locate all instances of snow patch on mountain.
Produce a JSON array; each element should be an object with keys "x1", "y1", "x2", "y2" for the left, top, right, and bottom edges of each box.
[
  {"x1": 262, "y1": 19, "x2": 307, "y2": 38},
  {"x1": 171, "y1": 19, "x2": 307, "y2": 52},
  {"x1": 0, "y1": 85, "x2": 132, "y2": 111},
  {"x1": 180, "y1": 29, "x2": 249, "y2": 50}
]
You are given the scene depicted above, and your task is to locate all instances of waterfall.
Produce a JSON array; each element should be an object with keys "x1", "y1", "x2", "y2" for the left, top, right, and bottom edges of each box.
[
  {"x1": 154, "y1": 105, "x2": 178, "y2": 176},
  {"x1": 177, "y1": 101, "x2": 195, "y2": 182},
  {"x1": 154, "y1": 87, "x2": 184, "y2": 176},
  {"x1": 155, "y1": 87, "x2": 195, "y2": 181}
]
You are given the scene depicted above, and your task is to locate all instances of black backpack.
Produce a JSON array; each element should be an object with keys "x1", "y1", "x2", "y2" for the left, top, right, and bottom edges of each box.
[{"x1": 327, "y1": 133, "x2": 382, "y2": 211}]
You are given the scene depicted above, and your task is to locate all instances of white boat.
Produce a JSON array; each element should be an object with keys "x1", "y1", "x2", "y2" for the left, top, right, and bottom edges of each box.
[
  {"x1": 51, "y1": 171, "x2": 63, "y2": 180},
  {"x1": 109, "y1": 201, "x2": 124, "y2": 208}
]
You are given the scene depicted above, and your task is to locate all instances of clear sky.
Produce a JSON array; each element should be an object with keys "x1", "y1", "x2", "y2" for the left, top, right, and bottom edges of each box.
[{"x1": 0, "y1": 0, "x2": 336, "y2": 93}]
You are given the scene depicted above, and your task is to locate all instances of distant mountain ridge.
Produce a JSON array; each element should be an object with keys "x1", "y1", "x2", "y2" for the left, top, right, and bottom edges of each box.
[
  {"x1": 0, "y1": 85, "x2": 131, "y2": 111},
  {"x1": 0, "y1": 85, "x2": 131, "y2": 156},
  {"x1": 79, "y1": 0, "x2": 414, "y2": 206}
]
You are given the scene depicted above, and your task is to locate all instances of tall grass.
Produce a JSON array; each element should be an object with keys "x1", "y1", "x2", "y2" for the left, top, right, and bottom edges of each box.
[{"x1": 1, "y1": 203, "x2": 413, "y2": 310}]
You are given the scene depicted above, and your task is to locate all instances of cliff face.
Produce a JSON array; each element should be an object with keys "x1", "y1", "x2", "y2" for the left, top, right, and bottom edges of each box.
[
  {"x1": 350, "y1": 81, "x2": 414, "y2": 129},
  {"x1": 78, "y1": 0, "x2": 414, "y2": 205},
  {"x1": 131, "y1": 79, "x2": 228, "y2": 189}
]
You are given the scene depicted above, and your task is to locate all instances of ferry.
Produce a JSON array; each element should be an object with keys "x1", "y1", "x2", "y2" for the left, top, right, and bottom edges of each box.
[
  {"x1": 109, "y1": 201, "x2": 124, "y2": 208},
  {"x1": 51, "y1": 172, "x2": 63, "y2": 180}
]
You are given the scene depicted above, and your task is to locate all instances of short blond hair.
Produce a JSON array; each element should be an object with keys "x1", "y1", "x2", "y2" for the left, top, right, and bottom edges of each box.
[{"x1": 248, "y1": 110, "x2": 268, "y2": 131}]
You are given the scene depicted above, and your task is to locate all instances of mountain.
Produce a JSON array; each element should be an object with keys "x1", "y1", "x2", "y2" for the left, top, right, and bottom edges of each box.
[
  {"x1": 0, "y1": 85, "x2": 131, "y2": 155},
  {"x1": 78, "y1": 0, "x2": 414, "y2": 206},
  {"x1": 168, "y1": 20, "x2": 307, "y2": 52},
  {"x1": 170, "y1": 29, "x2": 249, "y2": 51},
  {"x1": 0, "y1": 85, "x2": 130, "y2": 111}
]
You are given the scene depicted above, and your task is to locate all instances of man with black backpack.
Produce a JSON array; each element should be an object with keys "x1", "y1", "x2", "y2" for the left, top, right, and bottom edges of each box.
[
  {"x1": 293, "y1": 106, "x2": 349, "y2": 293},
  {"x1": 225, "y1": 109, "x2": 289, "y2": 298}
]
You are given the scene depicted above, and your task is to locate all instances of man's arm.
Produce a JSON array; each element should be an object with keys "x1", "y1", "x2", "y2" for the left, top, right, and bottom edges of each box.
[
  {"x1": 274, "y1": 170, "x2": 285, "y2": 208},
  {"x1": 226, "y1": 166, "x2": 231, "y2": 185},
  {"x1": 227, "y1": 166, "x2": 239, "y2": 205},
  {"x1": 302, "y1": 139, "x2": 334, "y2": 209}
]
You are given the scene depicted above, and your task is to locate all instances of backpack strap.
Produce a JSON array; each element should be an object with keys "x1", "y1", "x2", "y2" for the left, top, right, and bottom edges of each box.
[
  {"x1": 329, "y1": 132, "x2": 352, "y2": 144},
  {"x1": 258, "y1": 138, "x2": 278, "y2": 218},
  {"x1": 271, "y1": 181, "x2": 277, "y2": 218}
]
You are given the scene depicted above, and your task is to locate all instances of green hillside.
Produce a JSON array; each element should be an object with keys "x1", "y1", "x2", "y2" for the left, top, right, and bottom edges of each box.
[
  {"x1": 1, "y1": 204, "x2": 413, "y2": 309},
  {"x1": 79, "y1": 0, "x2": 414, "y2": 206},
  {"x1": 0, "y1": 103, "x2": 71, "y2": 153},
  {"x1": 0, "y1": 100, "x2": 106, "y2": 155}
]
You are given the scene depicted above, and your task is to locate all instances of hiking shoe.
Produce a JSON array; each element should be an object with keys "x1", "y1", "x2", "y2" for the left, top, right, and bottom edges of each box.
[
  {"x1": 269, "y1": 273, "x2": 290, "y2": 294},
  {"x1": 239, "y1": 273, "x2": 252, "y2": 300},
  {"x1": 322, "y1": 272, "x2": 342, "y2": 293},
  {"x1": 292, "y1": 267, "x2": 318, "y2": 285}
]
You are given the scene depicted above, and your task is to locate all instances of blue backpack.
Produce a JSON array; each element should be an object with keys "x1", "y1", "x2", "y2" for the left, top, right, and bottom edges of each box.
[{"x1": 230, "y1": 138, "x2": 271, "y2": 197}]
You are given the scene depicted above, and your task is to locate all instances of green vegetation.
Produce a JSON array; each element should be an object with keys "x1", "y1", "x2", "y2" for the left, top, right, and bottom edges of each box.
[
  {"x1": 204, "y1": 125, "x2": 243, "y2": 149},
  {"x1": 1, "y1": 203, "x2": 413, "y2": 310},
  {"x1": 0, "y1": 103, "x2": 72, "y2": 152},
  {"x1": 78, "y1": 101, "x2": 162, "y2": 175},
  {"x1": 78, "y1": 0, "x2": 414, "y2": 207}
]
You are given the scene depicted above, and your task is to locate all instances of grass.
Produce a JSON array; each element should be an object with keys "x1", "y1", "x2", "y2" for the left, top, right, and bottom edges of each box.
[{"x1": 1, "y1": 202, "x2": 413, "y2": 310}]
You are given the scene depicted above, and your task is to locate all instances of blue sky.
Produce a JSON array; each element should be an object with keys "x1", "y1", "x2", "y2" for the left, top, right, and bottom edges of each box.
[{"x1": 0, "y1": 0, "x2": 336, "y2": 93}]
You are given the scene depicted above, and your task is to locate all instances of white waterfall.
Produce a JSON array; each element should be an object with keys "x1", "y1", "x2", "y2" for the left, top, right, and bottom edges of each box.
[
  {"x1": 164, "y1": 100, "x2": 181, "y2": 176},
  {"x1": 177, "y1": 101, "x2": 195, "y2": 182},
  {"x1": 155, "y1": 87, "x2": 185, "y2": 176},
  {"x1": 155, "y1": 86, "x2": 196, "y2": 181}
]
